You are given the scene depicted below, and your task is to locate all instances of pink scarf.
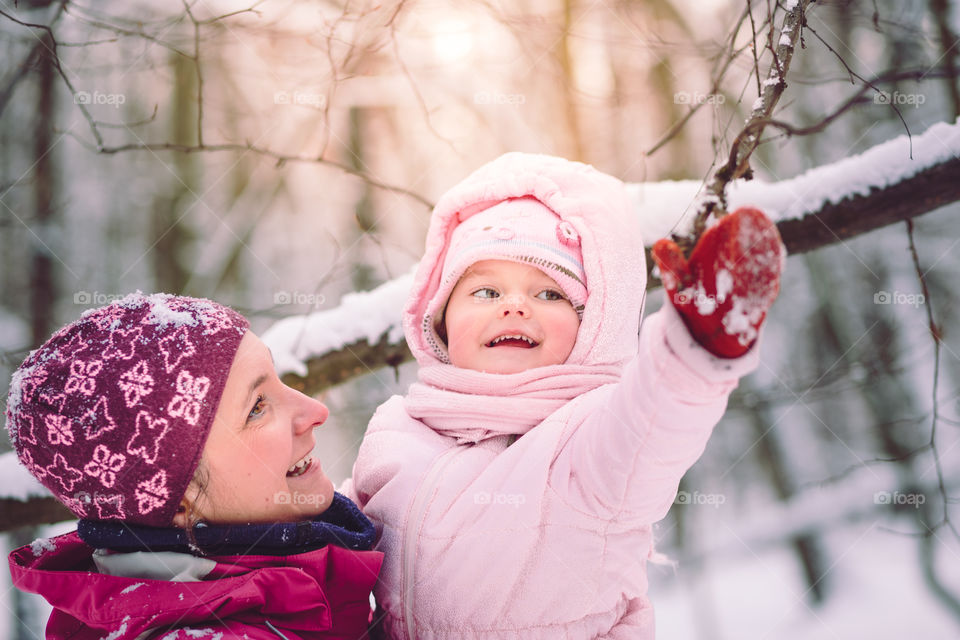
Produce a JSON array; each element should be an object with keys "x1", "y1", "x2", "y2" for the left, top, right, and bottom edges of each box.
[{"x1": 404, "y1": 363, "x2": 622, "y2": 444}]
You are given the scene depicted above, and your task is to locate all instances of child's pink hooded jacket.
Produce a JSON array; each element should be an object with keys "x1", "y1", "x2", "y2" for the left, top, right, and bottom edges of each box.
[{"x1": 346, "y1": 153, "x2": 760, "y2": 639}]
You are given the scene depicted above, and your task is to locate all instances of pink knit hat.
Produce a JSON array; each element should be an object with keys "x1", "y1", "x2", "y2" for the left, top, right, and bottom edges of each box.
[
  {"x1": 4, "y1": 293, "x2": 248, "y2": 526},
  {"x1": 424, "y1": 197, "x2": 587, "y2": 361}
]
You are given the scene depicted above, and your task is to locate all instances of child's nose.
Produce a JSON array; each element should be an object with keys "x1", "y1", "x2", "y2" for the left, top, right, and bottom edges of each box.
[{"x1": 500, "y1": 294, "x2": 529, "y2": 317}]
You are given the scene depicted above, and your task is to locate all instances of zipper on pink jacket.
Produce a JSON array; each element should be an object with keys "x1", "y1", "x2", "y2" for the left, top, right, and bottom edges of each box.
[{"x1": 402, "y1": 447, "x2": 461, "y2": 639}]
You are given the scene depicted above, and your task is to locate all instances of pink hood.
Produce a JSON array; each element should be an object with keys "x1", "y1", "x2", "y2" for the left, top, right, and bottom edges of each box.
[
  {"x1": 348, "y1": 152, "x2": 761, "y2": 639},
  {"x1": 405, "y1": 151, "x2": 644, "y2": 370}
]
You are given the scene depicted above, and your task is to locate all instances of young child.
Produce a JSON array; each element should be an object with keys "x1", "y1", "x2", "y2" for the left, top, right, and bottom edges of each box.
[
  {"x1": 345, "y1": 152, "x2": 784, "y2": 639},
  {"x1": 5, "y1": 293, "x2": 383, "y2": 639}
]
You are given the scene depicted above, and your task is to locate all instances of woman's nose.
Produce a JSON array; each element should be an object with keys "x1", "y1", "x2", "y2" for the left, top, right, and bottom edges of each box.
[{"x1": 290, "y1": 388, "x2": 329, "y2": 434}]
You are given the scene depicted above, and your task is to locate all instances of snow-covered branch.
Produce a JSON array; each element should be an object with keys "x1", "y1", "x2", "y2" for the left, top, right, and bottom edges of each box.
[
  {"x1": 264, "y1": 118, "x2": 960, "y2": 396},
  {"x1": 2, "y1": 119, "x2": 960, "y2": 531}
]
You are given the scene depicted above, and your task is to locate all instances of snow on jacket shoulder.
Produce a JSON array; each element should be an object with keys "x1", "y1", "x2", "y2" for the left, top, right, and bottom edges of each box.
[
  {"x1": 351, "y1": 152, "x2": 761, "y2": 639},
  {"x1": 8, "y1": 531, "x2": 383, "y2": 640}
]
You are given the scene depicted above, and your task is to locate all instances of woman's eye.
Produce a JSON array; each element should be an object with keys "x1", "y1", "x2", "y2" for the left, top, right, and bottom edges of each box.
[
  {"x1": 536, "y1": 289, "x2": 567, "y2": 301},
  {"x1": 471, "y1": 288, "x2": 499, "y2": 299},
  {"x1": 247, "y1": 394, "x2": 266, "y2": 422}
]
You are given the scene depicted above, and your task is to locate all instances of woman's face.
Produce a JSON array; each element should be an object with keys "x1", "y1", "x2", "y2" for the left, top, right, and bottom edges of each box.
[{"x1": 177, "y1": 331, "x2": 335, "y2": 524}]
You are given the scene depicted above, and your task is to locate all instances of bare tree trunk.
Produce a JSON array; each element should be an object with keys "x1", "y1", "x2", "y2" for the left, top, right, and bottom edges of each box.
[
  {"x1": 17, "y1": 30, "x2": 59, "y2": 640},
  {"x1": 745, "y1": 385, "x2": 831, "y2": 604},
  {"x1": 152, "y1": 52, "x2": 198, "y2": 294},
  {"x1": 929, "y1": 0, "x2": 960, "y2": 119}
]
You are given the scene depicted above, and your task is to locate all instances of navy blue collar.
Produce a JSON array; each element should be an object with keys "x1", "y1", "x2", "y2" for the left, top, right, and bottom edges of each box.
[{"x1": 77, "y1": 493, "x2": 376, "y2": 556}]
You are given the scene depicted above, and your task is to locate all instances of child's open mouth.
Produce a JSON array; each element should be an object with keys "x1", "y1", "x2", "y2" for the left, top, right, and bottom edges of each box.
[{"x1": 486, "y1": 334, "x2": 538, "y2": 348}]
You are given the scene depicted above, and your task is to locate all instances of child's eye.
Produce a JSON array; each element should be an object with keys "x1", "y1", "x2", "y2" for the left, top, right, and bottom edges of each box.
[
  {"x1": 471, "y1": 288, "x2": 499, "y2": 299},
  {"x1": 536, "y1": 289, "x2": 567, "y2": 302},
  {"x1": 247, "y1": 394, "x2": 267, "y2": 422}
]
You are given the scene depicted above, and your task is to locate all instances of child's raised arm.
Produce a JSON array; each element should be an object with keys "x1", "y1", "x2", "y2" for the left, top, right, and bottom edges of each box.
[{"x1": 549, "y1": 208, "x2": 785, "y2": 524}]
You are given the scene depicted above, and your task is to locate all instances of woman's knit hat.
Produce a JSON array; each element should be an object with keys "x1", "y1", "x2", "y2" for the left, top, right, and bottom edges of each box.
[
  {"x1": 425, "y1": 197, "x2": 587, "y2": 358},
  {"x1": 4, "y1": 293, "x2": 248, "y2": 527}
]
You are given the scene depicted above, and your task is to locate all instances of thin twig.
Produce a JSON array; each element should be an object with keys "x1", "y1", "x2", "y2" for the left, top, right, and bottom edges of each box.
[{"x1": 905, "y1": 219, "x2": 958, "y2": 541}]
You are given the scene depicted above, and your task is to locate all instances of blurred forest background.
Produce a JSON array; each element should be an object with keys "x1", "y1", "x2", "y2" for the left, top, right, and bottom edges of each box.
[{"x1": 1, "y1": 0, "x2": 960, "y2": 638}]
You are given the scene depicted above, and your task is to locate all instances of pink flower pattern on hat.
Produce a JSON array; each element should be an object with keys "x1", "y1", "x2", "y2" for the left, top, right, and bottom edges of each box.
[
  {"x1": 136, "y1": 470, "x2": 170, "y2": 515},
  {"x1": 45, "y1": 414, "x2": 74, "y2": 446},
  {"x1": 118, "y1": 361, "x2": 154, "y2": 407},
  {"x1": 159, "y1": 327, "x2": 196, "y2": 373},
  {"x1": 167, "y1": 370, "x2": 210, "y2": 426},
  {"x1": 46, "y1": 453, "x2": 83, "y2": 493},
  {"x1": 83, "y1": 444, "x2": 127, "y2": 488},
  {"x1": 94, "y1": 494, "x2": 125, "y2": 519},
  {"x1": 64, "y1": 359, "x2": 102, "y2": 396},
  {"x1": 126, "y1": 411, "x2": 169, "y2": 464},
  {"x1": 6, "y1": 293, "x2": 248, "y2": 526},
  {"x1": 78, "y1": 396, "x2": 117, "y2": 441},
  {"x1": 103, "y1": 326, "x2": 142, "y2": 361}
]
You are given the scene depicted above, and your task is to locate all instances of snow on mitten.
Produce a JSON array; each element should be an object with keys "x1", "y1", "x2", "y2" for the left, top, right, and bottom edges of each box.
[{"x1": 652, "y1": 207, "x2": 785, "y2": 359}]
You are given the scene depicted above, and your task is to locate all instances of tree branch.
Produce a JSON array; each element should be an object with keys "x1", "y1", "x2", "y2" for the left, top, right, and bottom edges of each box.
[{"x1": 683, "y1": 0, "x2": 813, "y2": 252}]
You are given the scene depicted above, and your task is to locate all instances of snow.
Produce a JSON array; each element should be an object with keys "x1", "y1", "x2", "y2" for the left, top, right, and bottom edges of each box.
[
  {"x1": 253, "y1": 119, "x2": 960, "y2": 380},
  {"x1": 29, "y1": 537, "x2": 56, "y2": 557},
  {"x1": 715, "y1": 270, "x2": 733, "y2": 303},
  {"x1": 120, "y1": 582, "x2": 146, "y2": 594},
  {"x1": 143, "y1": 294, "x2": 198, "y2": 328},
  {"x1": 0, "y1": 451, "x2": 51, "y2": 500},
  {"x1": 778, "y1": 32, "x2": 793, "y2": 47},
  {"x1": 99, "y1": 615, "x2": 130, "y2": 640},
  {"x1": 629, "y1": 117, "x2": 960, "y2": 241},
  {"x1": 262, "y1": 268, "x2": 413, "y2": 377}
]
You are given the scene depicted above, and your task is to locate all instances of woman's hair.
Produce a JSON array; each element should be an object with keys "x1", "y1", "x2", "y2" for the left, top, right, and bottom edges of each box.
[{"x1": 181, "y1": 460, "x2": 212, "y2": 554}]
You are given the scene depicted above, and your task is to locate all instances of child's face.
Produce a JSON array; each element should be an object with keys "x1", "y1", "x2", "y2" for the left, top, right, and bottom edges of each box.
[
  {"x1": 443, "y1": 260, "x2": 580, "y2": 374},
  {"x1": 182, "y1": 331, "x2": 336, "y2": 524}
]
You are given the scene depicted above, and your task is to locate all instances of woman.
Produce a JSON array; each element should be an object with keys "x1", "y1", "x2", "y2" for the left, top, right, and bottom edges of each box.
[{"x1": 6, "y1": 292, "x2": 383, "y2": 639}]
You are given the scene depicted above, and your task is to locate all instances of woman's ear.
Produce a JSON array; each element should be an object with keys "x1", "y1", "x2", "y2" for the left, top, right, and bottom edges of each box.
[
  {"x1": 171, "y1": 482, "x2": 202, "y2": 528},
  {"x1": 170, "y1": 499, "x2": 192, "y2": 528}
]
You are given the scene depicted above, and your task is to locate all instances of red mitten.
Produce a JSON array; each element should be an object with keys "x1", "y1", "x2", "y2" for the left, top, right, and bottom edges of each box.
[{"x1": 652, "y1": 207, "x2": 785, "y2": 358}]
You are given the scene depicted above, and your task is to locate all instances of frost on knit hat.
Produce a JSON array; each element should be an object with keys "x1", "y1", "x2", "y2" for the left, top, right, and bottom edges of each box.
[
  {"x1": 424, "y1": 197, "x2": 587, "y2": 362},
  {"x1": 4, "y1": 293, "x2": 249, "y2": 527}
]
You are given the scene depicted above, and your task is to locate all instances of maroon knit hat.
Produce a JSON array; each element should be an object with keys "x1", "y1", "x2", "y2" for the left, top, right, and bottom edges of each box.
[{"x1": 4, "y1": 293, "x2": 248, "y2": 526}]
